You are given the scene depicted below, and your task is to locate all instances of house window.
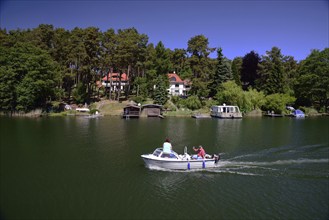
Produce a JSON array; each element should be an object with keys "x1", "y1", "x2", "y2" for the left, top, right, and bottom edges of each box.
[{"x1": 175, "y1": 84, "x2": 179, "y2": 87}]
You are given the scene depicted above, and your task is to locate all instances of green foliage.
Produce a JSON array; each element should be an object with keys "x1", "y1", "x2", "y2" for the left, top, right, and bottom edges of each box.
[
  {"x1": 0, "y1": 27, "x2": 325, "y2": 113},
  {"x1": 189, "y1": 78, "x2": 209, "y2": 98},
  {"x1": 133, "y1": 77, "x2": 149, "y2": 98},
  {"x1": 231, "y1": 57, "x2": 242, "y2": 86},
  {"x1": 0, "y1": 43, "x2": 58, "y2": 112},
  {"x1": 295, "y1": 48, "x2": 329, "y2": 111},
  {"x1": 89, "y1": 109, "x2": 99, "y2": 115},
  {"x1": 153, "y1": 76, "x2": 169, "y2": 105},
  {"x1": 182, "y1": 95, "x2": 202, "y2": 110},
  {"x1": 203, "y1": 99, "x2": 217, "y2": 109},
  {"x1": 113, "y1": 28, "x2": 149, "y2": 99},
  {"x1": 171, "y1": 48, "x2": 188, "y2": 74},
  {"x1": 0, "y1": 65, "x2": 16, "y2": 112},
  {"x1": 244, "y1": 88, "x2": 265, "y2": 111},
  {"x1": 241, "y1": 51, "x2": 260, "y2": 89},
  {"x1": 130, "y1": 96, "x2": 145, "y2": 104},
  {"x1": 187, "y1": 35, "x2": 214, "y2": 97},
  {"x1": 215, "y1": 81, "x2": 266, "y2": 113},
  {"x1": 208, "y1": 48, "x2": 232, "y2": 97},
  {"x1": 187, "y1": 35, "x2": 214, "y2": 58},
  {"x1": 154, "y1": 41, "x2": 172, "y2": 75},
  {"x1": 50, "y1": 101, "x2": 61, "y2": 113},
  {"x1": 256, "y1": 47, "x2": 286, "y2": 95},
  {"x1": 215, "y1": 81, "x2": 244, "y2": 107},
  {"x1": 72, "y1": 82, "x2": 87, "y2": 104},
  {"x1": 170, "y1": 95, "x2": 180, "y2": 105},
  {"x1": 263, "y1": 93, "x2": 296, "y2": 114},
  {"x1": 283, "y1": 56, "x2": 298, "y2": 95},
  {"x1": 299, "y1": 106, "x2": 318, "y2": 115}
]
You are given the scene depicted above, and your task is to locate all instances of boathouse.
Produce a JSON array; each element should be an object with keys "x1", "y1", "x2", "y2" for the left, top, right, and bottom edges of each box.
[
  {"x1": 141, "y1": 104, "x2": 163, "y2": 118},
  {"x1": 122, "y1": 105, "x2": 141, "y2": 118}
]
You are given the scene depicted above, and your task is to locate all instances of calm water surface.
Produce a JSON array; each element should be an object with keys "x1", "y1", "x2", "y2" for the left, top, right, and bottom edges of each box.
[{"x1": 0, "y1": 116, "x2": 328, "y2": 220}]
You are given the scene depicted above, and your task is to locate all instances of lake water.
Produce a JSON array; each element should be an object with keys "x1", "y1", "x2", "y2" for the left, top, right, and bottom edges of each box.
[{"x1": 0, "y1": 116, "x2": 328, "y2": 220}]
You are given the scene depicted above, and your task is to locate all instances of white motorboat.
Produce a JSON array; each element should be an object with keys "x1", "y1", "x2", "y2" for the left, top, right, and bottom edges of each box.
[
  {"x1": 141, "y1": 147, "x2": 220, "y2": 170},
  {"x1": 210, "y1": 104, "x2": 242, "y2": 119}
]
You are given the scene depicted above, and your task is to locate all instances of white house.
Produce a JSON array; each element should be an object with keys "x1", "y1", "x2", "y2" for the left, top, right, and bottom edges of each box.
[
  {"x1": 102, "y1": 72, "x2": 129, "y2": 91},
  {"x1": 167, "y1": 73, "x2": 190, "y2": 96}
]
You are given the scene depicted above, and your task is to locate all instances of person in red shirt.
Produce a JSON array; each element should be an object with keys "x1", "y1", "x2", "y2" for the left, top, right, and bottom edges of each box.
[{"x1": 193, "y1": 146, "x2": 206, "y2": 159}]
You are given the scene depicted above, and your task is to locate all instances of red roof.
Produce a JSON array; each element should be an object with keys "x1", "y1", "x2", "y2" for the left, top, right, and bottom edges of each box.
[
  {"x1": 183, "y1": 79, "x2": 192, "y2": 86},
  {"x1": 168, "y1": 73, "x2": 183, "y2": 83},
  {"x1": 102, "y1": 73, "x2": 128, "y2": 82}
]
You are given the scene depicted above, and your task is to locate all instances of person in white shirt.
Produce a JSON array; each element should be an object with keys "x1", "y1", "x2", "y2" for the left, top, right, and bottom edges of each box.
[{"x1": 163, "y1": 138, "x2": 172, "y2": 153}]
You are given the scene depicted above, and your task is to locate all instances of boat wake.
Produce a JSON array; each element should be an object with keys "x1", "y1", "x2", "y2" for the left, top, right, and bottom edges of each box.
[
  {"x1": 223, "y1": 158, "x2": 329, "y2": 166},
  {"x1": 145, "y1": 157, "x2": 328, "y2": 177},
  {"x1": 209, "y1": 143, "x2": 329, "y2": 177}
]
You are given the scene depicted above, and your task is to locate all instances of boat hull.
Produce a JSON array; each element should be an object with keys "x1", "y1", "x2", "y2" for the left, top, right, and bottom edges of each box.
[
  {"x1": 141, "y1": 156, "x2": 218, "y2": 170},
  {"x1": 210, "y1": 113, "x2": 242, "y2": 119}
]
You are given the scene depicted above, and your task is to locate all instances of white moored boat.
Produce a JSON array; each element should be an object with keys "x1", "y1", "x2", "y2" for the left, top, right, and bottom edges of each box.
[
  {"x1": 210, "y1": 104, "x2": 242, "y2": 119},
  {"x1": 141, "y1": 147, "x2": 220, "y2": 170}
]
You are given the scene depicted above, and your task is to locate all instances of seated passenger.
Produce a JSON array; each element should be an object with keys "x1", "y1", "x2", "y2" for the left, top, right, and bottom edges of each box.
[
  {"x1": 193, "y1": 146, "x2": 206, "y2": 159},
  {"x1": 163, "y1": 138, "x2": 172, "y2": 153}
]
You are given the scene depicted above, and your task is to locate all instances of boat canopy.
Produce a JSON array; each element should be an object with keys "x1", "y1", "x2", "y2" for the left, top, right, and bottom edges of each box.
[
  {"x1": 211, "y1": 105, "x2": 241, "y2": 113},
  {"x1": 294, "y1": 109, "x2": 304, "y2": 115},
  {"x1": 152, "y1": 148, "x2": 179, "y2": 159}
]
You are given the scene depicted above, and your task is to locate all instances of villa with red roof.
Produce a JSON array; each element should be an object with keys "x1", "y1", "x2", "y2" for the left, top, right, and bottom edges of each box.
[
  {"x1": 102, "y1": 72, "x2": 129, "y2": 92},
  {"x1": 101, "y1": 71, "x2": 190, "y2": 96},
  {"x1": 167, "y1": 73, "x2": 190, "y2": 96}
]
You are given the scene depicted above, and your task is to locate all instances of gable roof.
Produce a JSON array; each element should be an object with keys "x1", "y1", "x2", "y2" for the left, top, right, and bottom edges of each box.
[
  {"x1": 168, "y1": 73, "x2": 183, "y2": 83},
  {"x1": 102, "y1": 73, "x2": 128, "y2": 82},
  {"x1": 142, "y1": 104, "x2": 163, "y2": 109}
]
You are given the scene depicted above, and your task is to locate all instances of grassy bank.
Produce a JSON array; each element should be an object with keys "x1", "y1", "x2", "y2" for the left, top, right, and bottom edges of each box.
[{"x1": 96, "y1": 100, "x2": 129, "y2": 116}]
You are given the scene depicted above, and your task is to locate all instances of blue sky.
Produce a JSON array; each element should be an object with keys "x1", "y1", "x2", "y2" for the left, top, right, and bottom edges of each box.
[{"x1": 0, "y1": 0, "x2": 328, "y2": 60}]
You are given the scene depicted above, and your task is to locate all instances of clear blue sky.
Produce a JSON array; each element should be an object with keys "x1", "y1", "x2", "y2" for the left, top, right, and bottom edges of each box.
[{"x1": 1, "y1": 0, "x2": 328, "y2": 60}]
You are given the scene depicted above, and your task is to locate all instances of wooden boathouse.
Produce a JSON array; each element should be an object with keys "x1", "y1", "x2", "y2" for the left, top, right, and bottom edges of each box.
[
  {"x1": 141, "y1": 104, "x2": 163, "y2": 118},
  {"x1": 122, "y1": 104, "x2": 141, "y2": 118}
]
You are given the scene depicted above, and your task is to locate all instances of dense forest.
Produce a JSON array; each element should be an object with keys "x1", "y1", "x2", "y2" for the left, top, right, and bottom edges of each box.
[{"x1": 0, "y1": 24, "x2": 328, "y2": 114}]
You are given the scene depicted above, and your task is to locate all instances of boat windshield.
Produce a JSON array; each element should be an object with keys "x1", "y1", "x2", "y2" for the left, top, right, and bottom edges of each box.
[
  {"x1": 161, "y1": 152, "x2": 178, "y2": 159},
  {"x1": 153, "y1": 149, "x2": 162, "y2": 157}
]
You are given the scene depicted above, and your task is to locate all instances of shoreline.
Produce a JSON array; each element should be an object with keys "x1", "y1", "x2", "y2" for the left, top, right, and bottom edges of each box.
[
  {"x1": 1, "y1": 100, "x2": 328, "y2": 118},
  {"x1": 1, "y1": 111, "x2": 328, "y2": 118}
]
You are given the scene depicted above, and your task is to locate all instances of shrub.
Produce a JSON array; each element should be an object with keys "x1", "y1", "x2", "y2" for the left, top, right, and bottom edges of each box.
[
  {"x1": 130, "y1": 96, "x2": 145, "y2": 105},
  {"x1": 183, "y1": 95, "x2": 202, "y2": 110},
  {"x1": 263, "y1": 93, "x2": 296, "y2": 114},
  {"x1": 89, "y1": 109, "x2": 99, "y2": 115}
]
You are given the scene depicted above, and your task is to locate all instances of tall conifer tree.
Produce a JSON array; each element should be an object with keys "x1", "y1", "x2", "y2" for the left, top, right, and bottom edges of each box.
[{"x1": 209, "y1": 48, "x2": 232, "y2": 97}]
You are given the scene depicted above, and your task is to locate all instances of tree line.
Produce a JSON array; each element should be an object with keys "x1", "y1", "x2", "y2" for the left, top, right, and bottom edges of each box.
[{"x1": 0, "y1": 24, "x2": 328, "y2": 114}]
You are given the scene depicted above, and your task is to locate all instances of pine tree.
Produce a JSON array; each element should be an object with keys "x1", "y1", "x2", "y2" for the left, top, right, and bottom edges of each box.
[
  {"x1": 153, "y1": 75, "x2": 169, "y2": 105},
  {"x1": 256, "y1": 47, "x2": 286, "y2": 95},
  {"x1": 241, "y1": 51, "x2": 260, "y2": 90},
  {"x1": 209, "y1": 48, "x2": 232, "y2": 97}
]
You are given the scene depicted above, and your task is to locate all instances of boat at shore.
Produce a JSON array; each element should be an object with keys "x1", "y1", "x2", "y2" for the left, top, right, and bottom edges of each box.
[
  {"x1": 264, "y1": 113, "x2": 284, "y2": 117},
  {"x1": 286, "y1": 109, "x2": 305, "y2": 118},
  {"x1": 141, "y1": 147, "x2": 220, "y2": 170},
  {"x1": 210, "y1": 104, "x2": 242, "y2": 119}
]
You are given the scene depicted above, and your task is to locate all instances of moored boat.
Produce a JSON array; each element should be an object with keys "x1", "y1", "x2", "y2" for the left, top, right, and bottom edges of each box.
[
  {"x1": 141, "y1": 147, "x2": 220, "y2": 170},
  {"x1": 286, "y1": 109, "x2": 305, "y2": 118},
  {"x1": 210, "y1": 104, "x2": 242, "y2": 119}
]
